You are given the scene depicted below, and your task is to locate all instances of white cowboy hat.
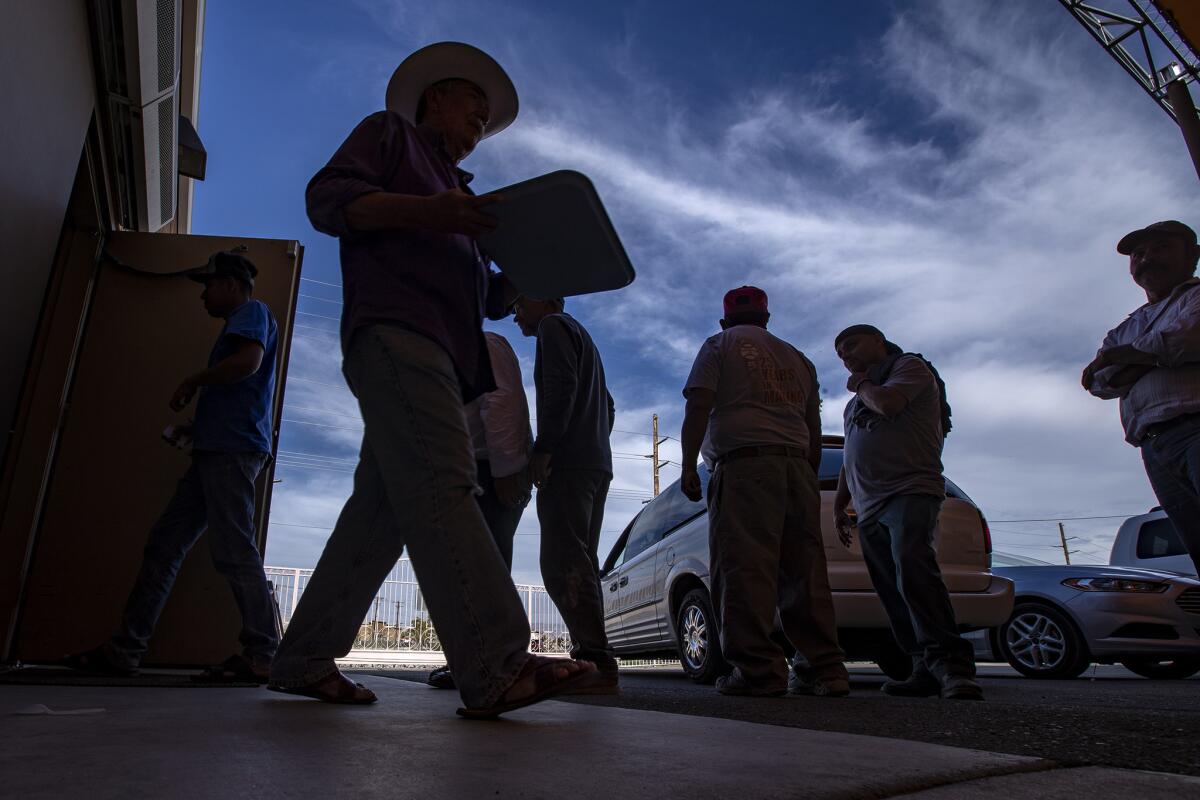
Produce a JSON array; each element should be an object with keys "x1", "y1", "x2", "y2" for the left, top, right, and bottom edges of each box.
[{"x1": 385, "y1": 42, "x2": 519, "y2": 138}]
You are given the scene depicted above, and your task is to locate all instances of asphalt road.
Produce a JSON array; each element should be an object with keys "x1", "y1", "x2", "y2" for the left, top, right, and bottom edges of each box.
[{"x1": 367, "y1": 663, "x2": 1200, "y2": 777}]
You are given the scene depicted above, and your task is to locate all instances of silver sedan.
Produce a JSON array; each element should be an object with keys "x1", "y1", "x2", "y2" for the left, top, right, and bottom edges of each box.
[{"x1": 969, "y1": 552, "x2": 1200, "y2": 679}]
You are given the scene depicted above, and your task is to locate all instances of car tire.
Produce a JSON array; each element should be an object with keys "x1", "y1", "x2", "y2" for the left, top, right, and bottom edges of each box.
[
  {"x1": 873, "y1": 638, "x2": 914, "y2": 681},
  {"x1": 676, "y1": 588, "x2": 728, "y2": 684},
  {"x1": 998, "y1": 601, "x2": 1091, "y2": 679},
  {"x1": 1120, "y1": 656, "x2": 1200, "y2": 680}
]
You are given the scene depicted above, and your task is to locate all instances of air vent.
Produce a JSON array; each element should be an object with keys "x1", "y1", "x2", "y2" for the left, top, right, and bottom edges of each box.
[
  {"x1": 156, "y1": 0, "x2": 175, "y2": 93},
  {"x1": 92, "y1": 0, "x2": 181, "y2": 230},
  {"x1": 1178, "y1": 587, "x2": 1200, "y2": 615}
]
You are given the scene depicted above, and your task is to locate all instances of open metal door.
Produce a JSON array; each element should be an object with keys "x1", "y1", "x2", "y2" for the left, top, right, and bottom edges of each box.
[{"x1": 5, "y1": 230, "x2": 301, "y2": 665}]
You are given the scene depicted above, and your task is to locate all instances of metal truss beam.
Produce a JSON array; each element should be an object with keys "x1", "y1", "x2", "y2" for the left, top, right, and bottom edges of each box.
[{"x1": 1057, "y1": 0, "x2": 1198, "y2": 121}]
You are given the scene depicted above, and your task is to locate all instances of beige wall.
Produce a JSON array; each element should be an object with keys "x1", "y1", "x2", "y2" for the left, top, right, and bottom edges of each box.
[{"x1": 0, "y1": 1, "x2": 97, "y2": 465}]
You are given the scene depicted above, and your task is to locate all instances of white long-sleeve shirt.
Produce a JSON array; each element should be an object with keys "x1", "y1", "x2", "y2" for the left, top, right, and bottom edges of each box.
[
  {"x1": 1088, "y1": 277, "x2": 1200, "y2": 445},
  {"x1": 466, "y1": 332, "x2": 533, "y2": 477}
]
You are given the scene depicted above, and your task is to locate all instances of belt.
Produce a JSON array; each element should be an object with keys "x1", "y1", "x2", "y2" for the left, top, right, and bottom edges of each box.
[
  {"x1": 715, "y1": 444, "x2": 807, "y2": 466},
  {"x1": 1143, "y1": 412, "x2": 1200, "y2": 441}
]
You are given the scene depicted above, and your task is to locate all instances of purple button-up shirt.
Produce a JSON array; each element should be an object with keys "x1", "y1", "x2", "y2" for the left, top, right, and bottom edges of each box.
[
  {"x1": 1089, "y1": 277, "x2": 1200, "y2": 445},
  {"x1": 305, "y1": 112, "x2": 505, "y2": 400}
]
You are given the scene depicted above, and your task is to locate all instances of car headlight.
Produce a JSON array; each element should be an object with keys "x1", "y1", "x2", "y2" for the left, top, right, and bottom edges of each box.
[{"x1": 1062, "y1": 577, "x2": 1169, "y2": 593}]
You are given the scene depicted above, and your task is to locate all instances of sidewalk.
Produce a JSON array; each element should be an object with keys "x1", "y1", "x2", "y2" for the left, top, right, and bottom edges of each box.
[{"x1": 1, "y1": 676, "x2": 1197, "y2": 798}]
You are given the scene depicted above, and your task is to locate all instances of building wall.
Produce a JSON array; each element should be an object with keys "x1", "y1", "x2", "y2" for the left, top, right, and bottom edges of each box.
[{"x1": 0, "y1": 1, "x2": 97, "y2": 464}]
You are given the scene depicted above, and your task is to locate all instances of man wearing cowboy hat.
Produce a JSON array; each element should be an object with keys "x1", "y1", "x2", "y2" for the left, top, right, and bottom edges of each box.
[
  {"x1": 268, "y1": 42, "x2": 596, "y2": 714},
  {"x1": 67, "y1": 251, "x2": 281, "y2": 683},
  {"x1": 1084, "y1": 220, "x2": 1200, "y2": 577}
]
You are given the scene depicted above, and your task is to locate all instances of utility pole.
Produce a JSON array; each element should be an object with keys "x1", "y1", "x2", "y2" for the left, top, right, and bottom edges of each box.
[
  {"x1": 1058, "y1": 522, "x2": 1077, "y2": 565},
  {"x1": 646, "y1": 414, "x2": 672, "y2": 496}
]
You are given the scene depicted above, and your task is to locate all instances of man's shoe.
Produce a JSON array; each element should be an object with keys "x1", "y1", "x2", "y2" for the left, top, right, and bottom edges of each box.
[
  {"x1": 940, "y1": 675, "x2": 984, "y2": 701},
  {"x1": 789, "y1": 670, "x2": 850, "y2": 697},
  {"x1": 427, "y1": 665, "x2": 455, "y2": 690},
  {"x1": 881, "y1": 667, "x2": 941, "y2": 698},
  {"x1": 63, "y1": 645, "x2": 139, "y2": 677},
  {"x1": 562, "y1": 668, "x2": 619, "y2": 695},
  {"x1": 716, "y1": 670, "x2": 786, "y2": 697}
]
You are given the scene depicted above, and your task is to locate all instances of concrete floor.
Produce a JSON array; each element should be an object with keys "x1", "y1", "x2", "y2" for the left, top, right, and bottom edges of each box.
[{"x1": 1, "y1": 676, "x2": 1198, "y2": 799}]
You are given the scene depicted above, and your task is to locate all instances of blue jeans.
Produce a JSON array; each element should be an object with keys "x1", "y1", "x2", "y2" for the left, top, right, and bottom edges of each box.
[
  {"x1": 269, "y1": 326, "x2": 532, "y2": 708},
  {"x1": 1141, "y1": 417, "x2": 1200, "y2": 576},
  {"x1": 858, "y1": 494, "x2": 975, "y2": 680},
  {"x1": 537, "y1": 468, "x2": 617, "y2": 671},
  {"x1": 108, "y1": 451, "x2": 277, "y2": 667},
  {"x1": 476, "y1": 459, "x2": 527, "y2": 570}
]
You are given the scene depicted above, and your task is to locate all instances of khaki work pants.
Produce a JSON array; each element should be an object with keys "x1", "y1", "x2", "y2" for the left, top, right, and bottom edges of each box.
[{"x1": 708, "y1": 454, "x2": 846, "y2": 690}]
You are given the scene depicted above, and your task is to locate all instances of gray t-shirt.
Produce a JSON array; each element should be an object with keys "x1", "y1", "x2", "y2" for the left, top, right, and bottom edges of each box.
[
  {"x1": 842, "y1": 355, "x2": 945, "y2": 522},
  {"x1": 683, "y1": 325, "x2": 819, "y2": 466}
]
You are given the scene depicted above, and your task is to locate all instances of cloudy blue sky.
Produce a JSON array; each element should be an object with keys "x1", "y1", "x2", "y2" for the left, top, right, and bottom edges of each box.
[{"x1": 192, "y1": 0, "x2": 1199, "y2": 584}]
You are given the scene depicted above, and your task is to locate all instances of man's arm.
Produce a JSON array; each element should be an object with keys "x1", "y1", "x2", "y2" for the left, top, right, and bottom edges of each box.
[
  {"x1": 847, "y1": 357, "x2": 929, "y2": 418},
  {"x1": 305, "y1": 112, "x2": 498, "y2": 239},
  {"x1": 680, "y1": 389, "x2": 715, "y2": 502},
  {"x1": 530, "y1": 317, "x2": 579, "y2": 460},
  {"x1": 1084, "y1": 326, "x2": 1150, "y2": 398},
  {"x1": 342, "y1": 189, "x2": 499, "y2": 237},
  {"x1": 1130, "y1": 288, "x2": 1200, "y2": 368},
  {"x1": 171, "y1": 338, "x2": 264, "y2": 411},
  {"x1": 478, "y1": 337, "x2": 532, "y2": 508},
  {"x1": 833, "y1": 467, "x2": 854, "y2": 548},
  {"x1": 804, "y1": 360, "x2": 822, "y2": 474}
]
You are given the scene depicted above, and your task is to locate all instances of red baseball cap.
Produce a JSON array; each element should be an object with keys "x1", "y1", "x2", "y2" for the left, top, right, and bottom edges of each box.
[{"x1": 723, "y1": 285, "x2": 768, "y2": 317}]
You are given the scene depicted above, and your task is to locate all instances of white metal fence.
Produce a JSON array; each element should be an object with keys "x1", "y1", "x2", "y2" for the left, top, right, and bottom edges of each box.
[{"x1": 265, "y1": 560, "x2": 573, "y2": 655}]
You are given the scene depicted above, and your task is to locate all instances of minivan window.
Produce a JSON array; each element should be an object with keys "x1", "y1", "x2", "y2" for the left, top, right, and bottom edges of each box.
[
  {"x1": 817, "y1": 448, "x2": 842, "y2": 485},
  {"x1": 1137, "y1": 518, "x2": 1188, "y2": 558},
  {"x1": 620, "y1": 466, "x2": 709, "y2": 566}
]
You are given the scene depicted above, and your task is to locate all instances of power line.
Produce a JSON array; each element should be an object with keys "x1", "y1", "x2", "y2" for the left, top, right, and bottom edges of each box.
[
  {"x1": 298, "y1": 293, "x2": 343, "y2": 306},
  {"x1": 295, "y1": 310, "x2": 341, "y2": 323},
  {"x1": 293, "y1": 324, "x2": 340, "y2": 337},
  {"x1": 988, "y1": 514, "x2": 1137, "y2": 523},
  {"x1": 300, "y1": 277, "x2": 343, "y2": 289},
  {"x1": 285, "y1": 404, "x2": 362, "y2": 421},
  {"x1": 289, "y1": 376, "x2": 351, "y2": 390},
  {"x1": 282, "y1": 417, "x2": 363, "y2": 432},
  {"x1": 277, "y1": 449, "x2": 357, "y2": 464}
]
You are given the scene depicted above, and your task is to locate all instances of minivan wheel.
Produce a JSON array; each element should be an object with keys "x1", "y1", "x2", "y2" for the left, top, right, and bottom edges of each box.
[
  {"x1": 1120, "y1": 656, "x2": 1200, "y2": 680},
  {"x1": 998, "y1": 602, "x2": 1091, "y2": 679},
  {"x1": 676, "y1": 588, "x2": 727, "y2": 684}
]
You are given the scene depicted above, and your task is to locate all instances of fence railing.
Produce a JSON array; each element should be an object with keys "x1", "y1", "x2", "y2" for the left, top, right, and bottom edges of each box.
[{"x1": 265, "y1": 561, "x2": 574, "y2": 655}]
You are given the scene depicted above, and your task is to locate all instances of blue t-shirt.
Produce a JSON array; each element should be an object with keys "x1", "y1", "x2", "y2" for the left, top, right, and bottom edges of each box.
[{"x1": 193, "y1": 299, "x2": 278, "y2": 454}]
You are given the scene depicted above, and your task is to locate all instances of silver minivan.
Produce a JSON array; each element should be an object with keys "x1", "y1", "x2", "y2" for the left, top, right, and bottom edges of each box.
[{"x1": 600, "y1": 436, "x2": 1014, "y2": 682}]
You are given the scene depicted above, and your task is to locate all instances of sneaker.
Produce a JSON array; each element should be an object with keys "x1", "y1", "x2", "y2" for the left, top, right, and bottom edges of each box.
[
  {"x1": 940, "y1": 675, "x2": 984, "y2": 701},
  {"x1": 789, "y1": 670, "x2": 850, "y2": 697},
  {"x1": 427, "y1": 665, "x2": 456, "y2": 690},
  {"x1": 716, "y1": 669, "x2": 786, "y2": 697},
  {"x1": 881, "y1": 666, "x2": 941, "y2": 698}
]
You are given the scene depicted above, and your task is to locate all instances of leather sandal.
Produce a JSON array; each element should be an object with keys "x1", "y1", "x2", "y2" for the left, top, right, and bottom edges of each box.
[
  {"x1": 456, "y1": 656, "x2": 598, "y2": 719},
  {"x1": 267, "y1": 670, "x2": 377, "y2": 704}
]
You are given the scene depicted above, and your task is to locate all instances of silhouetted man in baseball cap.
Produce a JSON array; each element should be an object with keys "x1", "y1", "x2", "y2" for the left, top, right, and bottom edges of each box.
[
  {"x1": 67, "y1": 250, "x2": 280, "y2": 682},
  {"x1": 680, "y1": 286, "x2": 847, "y2": 697}
]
